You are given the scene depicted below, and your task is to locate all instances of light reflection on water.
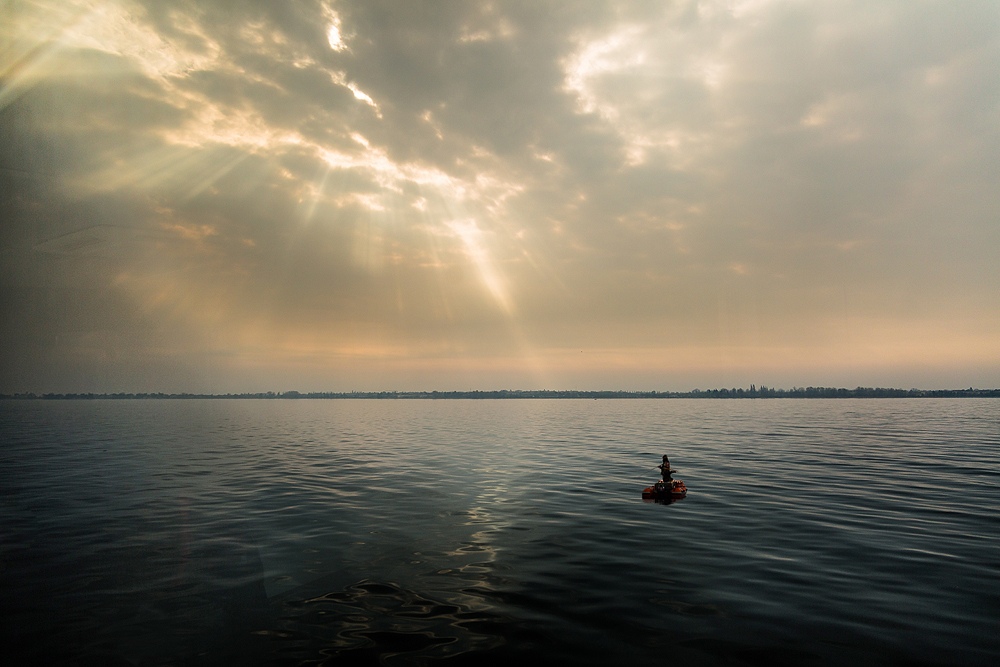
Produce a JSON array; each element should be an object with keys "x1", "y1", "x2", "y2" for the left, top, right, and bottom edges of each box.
[{"x1": 2, "y1": 398, "x2": 998, "y2": 666}]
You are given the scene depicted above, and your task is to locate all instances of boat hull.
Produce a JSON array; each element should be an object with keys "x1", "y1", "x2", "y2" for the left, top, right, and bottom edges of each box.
[{"x1": 641, "y1": 480, "x2": 687, "y2": 499}]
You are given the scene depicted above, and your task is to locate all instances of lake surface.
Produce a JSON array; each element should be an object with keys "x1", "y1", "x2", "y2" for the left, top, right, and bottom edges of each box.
[{"x1": 2, "y1": 398, "x2": 998, "y2": 666}]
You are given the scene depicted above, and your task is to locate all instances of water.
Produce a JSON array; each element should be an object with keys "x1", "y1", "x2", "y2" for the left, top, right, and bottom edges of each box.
[{"x1": 2, "y1": 398, "x2": 998, "y2": 666}]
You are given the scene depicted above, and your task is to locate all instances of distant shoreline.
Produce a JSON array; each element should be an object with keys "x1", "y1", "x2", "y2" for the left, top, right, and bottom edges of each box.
[{"x1": 3, "y1": 387, "x2": 999, "y2": 400}]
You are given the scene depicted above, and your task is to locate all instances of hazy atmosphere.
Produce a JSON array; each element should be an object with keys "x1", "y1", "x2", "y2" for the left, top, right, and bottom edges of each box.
[{"x1": 2, "y1": 0, "x2": 998, "y2": 393}]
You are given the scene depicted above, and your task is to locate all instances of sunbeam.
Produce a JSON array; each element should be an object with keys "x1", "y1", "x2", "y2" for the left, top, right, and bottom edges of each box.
[{"x1": 3, "y1": 0, "x2": 998, "y2": 393}]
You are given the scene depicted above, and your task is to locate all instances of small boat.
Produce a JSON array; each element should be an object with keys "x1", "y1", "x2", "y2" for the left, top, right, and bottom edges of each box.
[{"x1": 642, "y1": 479, "x2": 687, "y2": 500}]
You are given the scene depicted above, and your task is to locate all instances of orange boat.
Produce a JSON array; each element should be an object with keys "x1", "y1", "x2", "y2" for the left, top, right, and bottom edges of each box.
[{"x1": 642, "y1": 479, "x2": 687, "y2": 499}]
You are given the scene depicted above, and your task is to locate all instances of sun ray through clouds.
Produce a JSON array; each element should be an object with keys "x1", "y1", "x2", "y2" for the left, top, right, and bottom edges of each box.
[{"x1": 3, "y1": 0, "x2": 998, "y2": 392}]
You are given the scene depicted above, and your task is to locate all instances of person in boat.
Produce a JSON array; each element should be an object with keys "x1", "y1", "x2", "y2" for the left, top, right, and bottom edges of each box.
[{"x1": 657, "y1": 455, "x2": 675, "y2": 491}]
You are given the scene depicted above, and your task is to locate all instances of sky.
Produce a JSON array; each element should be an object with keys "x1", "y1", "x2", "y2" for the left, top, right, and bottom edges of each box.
[{"x1": 1, "y1": 0, "x2": 998, "y2": 394}]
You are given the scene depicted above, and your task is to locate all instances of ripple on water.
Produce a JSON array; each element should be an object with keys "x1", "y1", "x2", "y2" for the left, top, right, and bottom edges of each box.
[{"x1": 1, "y1": 398, "x2": 998, "y2": 666}]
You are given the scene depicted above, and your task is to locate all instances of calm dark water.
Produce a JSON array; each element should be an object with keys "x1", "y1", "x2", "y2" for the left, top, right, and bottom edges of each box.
[{"x1": 2, "y1": 398, "x2": 998, "y2": 666}]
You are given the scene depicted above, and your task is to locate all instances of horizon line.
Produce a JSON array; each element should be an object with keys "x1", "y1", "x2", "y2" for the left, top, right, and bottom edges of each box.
[{"x1": 3, "y1": 386, "x2": 999, "y2": 400}]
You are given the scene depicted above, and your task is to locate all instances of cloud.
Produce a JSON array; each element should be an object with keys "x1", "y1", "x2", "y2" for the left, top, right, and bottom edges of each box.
[{"x1": 2, "y1": 0, "x2": 999, "y2": 392}]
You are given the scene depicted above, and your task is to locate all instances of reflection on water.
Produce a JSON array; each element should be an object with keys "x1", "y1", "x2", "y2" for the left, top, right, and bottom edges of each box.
[
  {"x1": 271, "y1": 579, "x2": 505, "y2": 666},
  {"x1": 2, "y1": 398, "x2": 999, "y2": 666},
  {"x1": 642, "y1": 496, "x2": 684, "y2": 505}
]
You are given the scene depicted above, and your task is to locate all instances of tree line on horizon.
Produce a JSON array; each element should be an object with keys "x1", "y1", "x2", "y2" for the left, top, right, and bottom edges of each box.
[{"x1": 3, "y1": 386, "x2": 998, "y2": 400}]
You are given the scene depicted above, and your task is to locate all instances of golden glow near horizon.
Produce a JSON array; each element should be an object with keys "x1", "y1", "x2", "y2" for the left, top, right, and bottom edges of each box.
[{"x1": 2, "y1": 0, "x2": 999, "y2": 393}]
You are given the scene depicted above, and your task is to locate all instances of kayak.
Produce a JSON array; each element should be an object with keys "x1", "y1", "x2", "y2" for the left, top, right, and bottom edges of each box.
[{"x1": 642, "y1": 479, "x2": 687, "y2": 499}]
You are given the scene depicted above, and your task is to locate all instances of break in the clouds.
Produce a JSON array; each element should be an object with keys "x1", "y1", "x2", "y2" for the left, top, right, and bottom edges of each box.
[{"x1": 1, "y1": 0, "x2": 998, "y2": 393}]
